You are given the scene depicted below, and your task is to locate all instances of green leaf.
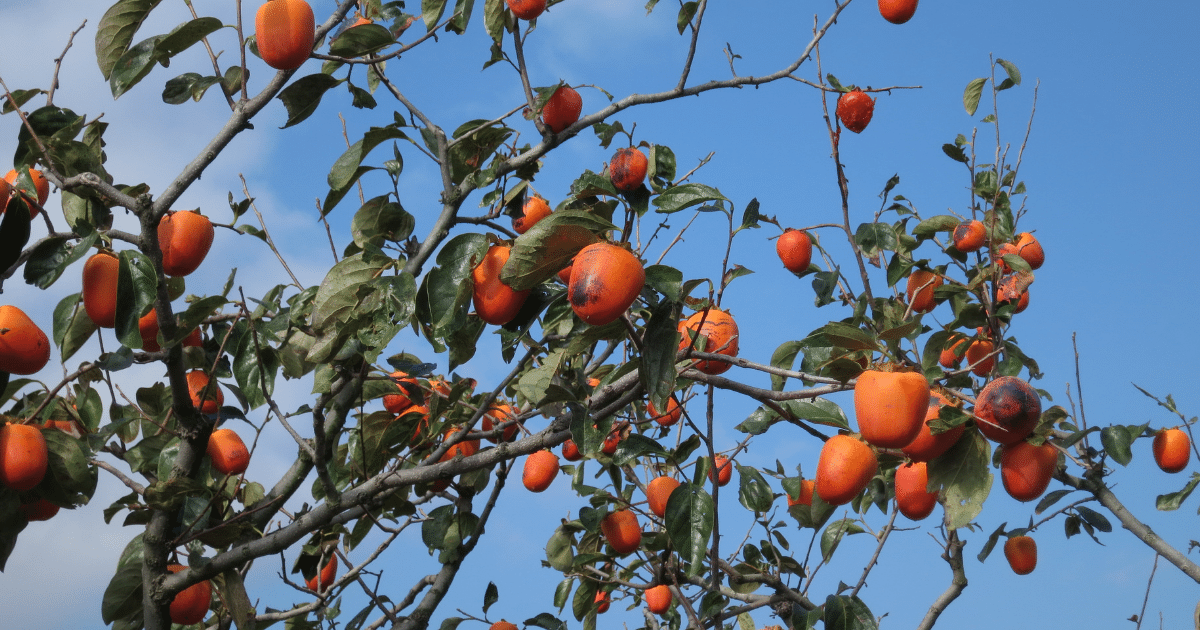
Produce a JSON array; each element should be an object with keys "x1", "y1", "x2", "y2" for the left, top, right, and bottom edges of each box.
[
  {"x1": 0, "y1": 197, "x2": 32, "y2": 273},
  {"x1": 101, "y1": 560, "x2": 143, "y2": 623},
  {"x1": 311, "y1": 251, "x2": 391, "y2": 331},
  {"x1": 819, "y1": 322, "x2": 877, "y2": 352},
  {"x1": 781, "y1": 398, "x2": 849, "y2": 430},
  {"x1": 501, "y1": 211, "x2": 614, "y2": 291},
  {"x1": 1099, "y1": 424, "x2": 1143, "y2": 467},
  {"x1": 419, "y1": 233, "x2": 489, "y2": 339},
  {"x1": 854, "y1": 222, "x2": 899, "y2": 256},
  {"x1": 25, "y1": 232, "x2": 98, "y2": 290},
  {"x1": 114, "y1": 250, "x2": 157, "y2": 348},
  {"x1": 95, "y1": 0, "x2": 164, "y2": 80},
  {"x1": 1034, "y1": 489, "x2": 1072, "y2": 514},
  {"x1": 326, "y1": 126, "x2": 409, "y2": 211},
  {"x1": 1075, "y1": 506, "x2": 1111, "y2": 533},
  {"x1": 109, "y1": 35, "x2": 164, "y2": 99},
  {"x1": 641, "y1": 300, "x2": 681, "y2": 414},
  {"x1": 422, "y1": 0, "x2": 449, "y2": 30},
  {"x1": 995, "y1": 59, "x2": 1022, "y2": 87},
  {"x1": 942, "y1": 143, "x2": 969, "y2": 164},
  {"x1": 613, "y1": 434, "x2": 669, "y2": 467},
  {"x1": 52, "y1": 293, "x2": 96, "y2": 362},
  {"x1": 545, "y1": 526, "x2": 575, "y2": 572},
  {"x1": 652, "y1": 183, "x2": 728, "y2": 214},
  {"x1": 329, "y1": 23, "x2": 396, "y2": 57},
  {"x1": 525, "y1": 613, "x2": 566, "y2": 630},
  {"x1": 736, "y1": 464, "x2": 772, "y2": 513},
  {"x1": 927, "y1": 430, "x2": 992, "y2": 529},
  {"x1": 665, "y1": 482, "x2": 714, "y2": 577},
  {"x1": 963, "y1": 78, "x2": 987, "y2": 116},
  {"x1": 1155, "y1": 475, "x2": 1198, "y2": 511},
  {"x1": 277, "y1": 74, "x2": 343, "y2": 129},
  {"x1": 912, "y1": 214, "x2": 960, "y2": 239},
  {"x1": 976, "y1": 521, "x2": 1006, "y2": 563},
  {"x1": 820, "y1": 518, "x2": 864, "y2": 562},
  {"x1": 676, "y1": 2, "x2": 698, "y2": 34},
  {"x1": 769, "y1": 340, "x2": 803, "y2": 391},
  {"x1": 483, "y1": 582, "x2": 499, "y2": 614},
  {"x1": 350, "y1": 195, "x2": 415, "y2": 248},
  {"x1": 156, "y1": 17, "x2": 224, "y2": 58},
  {"x1": 823, "y1": 594, "x2": 878, "y2": 630}
]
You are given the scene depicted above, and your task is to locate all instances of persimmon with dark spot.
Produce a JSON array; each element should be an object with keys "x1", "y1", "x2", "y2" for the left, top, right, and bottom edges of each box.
[
  {"x1": 678, "y1": 308, "x2": 739, "y2": 375},
  {"x1": 609, "y1": 147, "x2": 648, "y2": 191},
  {"x1": 568, "y1": 242, "x2": 645, "y2": 326},
  {"x1": 975, "y1": 376, "x2": 1042, "y2": 444},
  {"x1": 512, "y1": 196, "x2": 552, "y2": 234},
  {"x1": 952, "y1": 219, "x2": 985, "y2": 252}
]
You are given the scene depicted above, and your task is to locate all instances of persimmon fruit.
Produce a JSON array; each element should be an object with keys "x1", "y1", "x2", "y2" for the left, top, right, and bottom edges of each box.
[
  {"x1": 167, "y1": 564, "x2": 212, "y2": 625},
  {"x1": 854, "y1": 368, "x2": 930, "y2": 449},
  {"x1": 138, "y1": 309, "x2": 202, "y2": 353},
  {"x1": 878, "y1": 0, "x2": 918, "y2": 24},
  {"x1": 609, "y1": 147, "x2": 648, "y2": 191},
  {"x1": 187, "y1": 370, "x2": 224, "y2": 414},
  {"x1": 542, "y1": 85, "x2": 582, "y2": 133},
  {"x1": 382, "y1": 370, "x2": 421, "y2": 414},
  {"x1": 975, "y1": 376, "x2": 1042, "y2": 444},
  {"x1": 490, "y1": 622, "x2": 517, "y2": 630},
  {"x1": 1000, "y1": 440, "x2": 1057, "y2": 502},
  {"x1": 600, "y1": 509, "x2": 641, "y2": 555},
  {"x1": 787, "y1": 479, "x2": 815, "y2": 507},
  {"x1": 561, "y1": 438, "x2": 582, "y2": 461},
  {"x1": 512, "y1": 196, "x2": 551, "y2": 234},
  {"x1": 938, "y1": 337, "x2": 966, "y2": 370},
  {"x1": 601, "y1": 429, "x2": 621, "y2": 455},
  {"x1": 1152, "y1": 428, "x2": 1190, "y2": 473},
  {"x1": 482, "y1": 403, "x2": 521, "y2": 442},
  {"x1": 646, "y1": 396, "x2": 681, "y2": 427},
  {"x1": 815, "y1": 435, "x2": 877, "y2": 506},
  {"x1": 965, "y1": 338, "x2": 995, "y2": 377},
  {"x1": 506, "y1": 0, "x2": 546, "y2": 20},
  {"x1": 473, "y1": 245, "x2": 531, "y2": 325},
  {"x1": 895, "y1": 461, "x2": 938, "y2": 520},
  {"x1": 207, "y1": 428, "x2": 250, "y2": 476},
  {"x1": 82, "y1": 251, "x2": 119, "y2": 328},
  {"x1": 776, "y1": 229, "x2": 812, "y2": 273},
  {"x1": 678, "y1": 308, "x2": 740, "y2": 375},
  {"x1": 158, "y1": 210, "x2": 214, "y2": 277},
  {"x1": 256, "y1": 0, "x2": 315, "y2": 70},
  {"x1": 645, "y1": 584, "x2": 672, "y2": 615},
  {"x1": 646, "y1": 475, "x2": 680, "y2": 518},
  {"x1": 952, "y1": 219, "x2": 985, "y2": 252},
  {"x1": 0, "y1": 305, "x2": 51, "y2": 375},
  {"x1": 902, "y1": 390, "x2": 965, "y2": 462},
  {"x1": 4, "y1": 168, "x2": 48, "y2": 214},
  {"x1": 1003, "y1": 535, "x2": 1037, "y2": 575},
  {"x1": 568, "y1": 242, "x2": 645, "y2": 326},
  {"x1": 1013, "y1": 232, "x2": 1044, "y2": 270},
  {"x1": 522, "y1": 449, "x2": 559, "y2": 492},
  {"x1": 905, "y1": 269, "x2": 943, "y2": 314},
  {"x1": 836, "y1": 89, "x2": 875, "y2": 133},
  {"x1": 306, "y1": 554, "x2": 338, "y2": 591},
  {"x1": 709, "y1": 455, "x2": 733, "y2": 487},
  {"x1": 18, "y1": 498, "x2": 59, "y2": 521},
  {"x1": 0, "y1": 423, "x2": 48, "y2": 491},
  {"x1": 594, "y1": 591, "x2": 611, "y2": 614}
]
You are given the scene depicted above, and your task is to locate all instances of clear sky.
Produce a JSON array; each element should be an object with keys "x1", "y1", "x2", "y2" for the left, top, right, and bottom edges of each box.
[{"x1": 0, "y1": 1, "x2": 1197, "y2": 629}]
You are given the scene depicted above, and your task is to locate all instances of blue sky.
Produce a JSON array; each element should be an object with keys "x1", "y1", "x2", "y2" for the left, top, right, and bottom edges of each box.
[{"x1": 0, "y1": 1, "x2": 1197, "y2": 629}]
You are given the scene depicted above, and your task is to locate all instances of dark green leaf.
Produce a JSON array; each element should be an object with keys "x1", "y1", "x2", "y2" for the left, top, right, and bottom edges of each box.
[
  {"x1": 911, "y1": 215, "x2": 960, "y2": 239},
  {"x1": 114, "y1": 250, "x2": 157, "y2": 349},
  {"x1": 109, "y1": 35, "x2": 164, "y2": 99},
  {"x1": 676, "y1": 2, "x2": 698, "y2": 34},
  {"x1": 820, "y1": 518, "x2": 864, "y2": 562},
  {"x1": 101, "y1": 560, "x2": 143, "y2": 623},
  {"x1": 1155, "y1": 475, "x2": 1198, "y2": 511},
  {"x1": 1075, "y1": 506, "x2": 1111, "y2": 533},
  {"x1": 277, "y1": 74, "x2": 343, "y2": 129},
  {"x1": 854, "y1": 222, "x2": 899, "y2": 255},
  {"x1": 976, "y1": 521, "x2": 1007, "y2": 563},
  {"x1": 483, "y1": 582, "x2": 499, "y2": 614},
  {"x1": 942, "y1": 143, "x2": 969, "y2": 164},
  {"x1": 927, "y1": 430, "x2": 992, "y2": 530},
  {"x1": 1034, "y1": 489, "x2": 1072, "y2": 515},
  {"x1": 156, "y1": 17, "x2": 224, "y2": 58},
  {"x1": 665, "y1": 483, "x2": 714, "y2": 577},
  {"x1": 736, "y1": 464, "x2": 772, "y2": 513},
  {"x1": 96, "y1": 0, "x2": 164, "y2": 80},
  {"x1": 823, "y1": 594, "x2": 877, "y2": 630},
  {"x1": 330, "y1": 24, "x2": 396, "y2": 57},
  {"x1": 652, "y1": 183, "x2": 728, "y2": 214},
  {"x1": 641, "y1": 300, "x2": 681, "y2": 413},
  {"x1": 0, "y1": 196, "x2": 32, "y2": 273},
  {"x1": 501, "y1": 211, "x2": 615, "y2": 291},
  {"x1": 1099, "y1": 424, "x2": 1138, "y2": 467},
  {"x1": 52, "y1": 292, "x2": 96, "y2": 362}
]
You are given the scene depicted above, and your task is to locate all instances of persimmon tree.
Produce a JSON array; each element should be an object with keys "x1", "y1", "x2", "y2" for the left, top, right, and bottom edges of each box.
[{"x1": 0, "y1": 1, "x2": 1196, "y2": 630}]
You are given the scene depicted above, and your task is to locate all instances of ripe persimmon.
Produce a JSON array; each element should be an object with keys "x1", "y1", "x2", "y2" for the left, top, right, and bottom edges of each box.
[
  {"x1": 440, "y1": 427, "x2": 480, "y2": 461},
  {"x1": 678, "y1": 308, "x2": 740, "y2": 375},
  {"x1": 482, "y1": 403, "x2": 521, "y2": 442},
  {"x1": 187, "y1": 370, "x2": 224, "y2": 415},
  {"x1": 902, "y1": 390, "x2": 965, "y2": 462},
  {"x1": 996, "y1": 274, "x2": 1030, "y2": 314},
  {"x1": 786, "y1": 478, "x2": 816, "y2": 507},
  {"x1": 1013, "y1": 232, "x2": 1044, "y2": 270},
  {"x1": 158, "y1": 211, "x2": 214, "y2": 277},
  {"x1": 4, "y1": 168, "x2": 48, "y2": 215},
  {"x1": 878, "y1": 0, "x2": 918, "y2": 24},
  {"x1": 952, "y1": 219, "x2": 985, "y2": 252},
  {"x1": 167, "y1": 564, "x2": 212, "y2": 625},
  {"x1": 1000, "y1": 440, "x2": 1057, "y2": 502},
  {"x1": 138, "y1": 308, "x2": 202, "y2": 353},
  {"x1": 601, "y1": 429, "x2": 621, "y2": 455},
  {"x1": 0, "y1": 305, "x2": 51, "y2": 375},
  {"x1": 594, "y1": 591, "x2": 611, "y2": 613},
  {"x1": 609, "y1": 147, "x2": 648, "y2": 191},
  {"x1": 975, "y1": 376, "x2": 1042, "y2": 444},
  {"x1": 646, "y1": 475, "x2": 680, "y2": 518},
  {"x1": 556, "y1": 263, "x2": 572, "y2": 285},
  {"x1": 207, "y1": 428, "x2": 250, "y2": 476},
  {"x1": 895, "y1": 461, "x2": 938, "y2": 520},
  {"x1": 600, "y1": 509, "x2": 641, "y2": 555},
  {"x1": 0, "y1": 423, "x2": 48, "y2": 491},
  {"x1": 854, "y1": 368, "x2": 930, "y2": 449},
  {"x1": 646, "y1": 396, "x2": 682, "y2": 427},
  {"x1": 568, "y1": 242, "x2": 645, "y2": 326},
  {"x1": 306, "y1": 554, "x2": 338, "y2": 591},
  {"x1": 82, "y1": 251, "x2": 119, "y2": 328},
  {"x1": 776, "y1": 229, "x2": 813, "y2": 273},
  {"x1": 542, "y1": 85, "x2": 582, "y2": 133},
  {"x1": 490, "y1": 622, "x2": 518, "y2": 630},
  {"x1": 513, "y1": 196, "x2": 552, "y2": 234},
  {"x1": 836, "y1": 89, "x2": 874, "y2": 133},
  {"x1": 1151, "y1": 428, "x2": 1190, "y2": 473},
  {"x1": 561, "y1": 438, "x2": 582, "y2": 461},
  {"x1": 938, "y1": 337, "x2": 967, "y2": 369},
  {"x1": 506, "y1": 0, "x2": 546, "y2": 20},
  {"x1": 473, "y1": 245, "x2": 530, "y2": 325},
  {"x1": 815, "y1": 434, "x2": 877, "y2": 506},
  {"x1": 645, "y1": 584, "x2": 672, "y2": 615},
  {"x1": 1003, "y1": 535, "x2": 1037, "y2": 575},
  {"x1": 709, "y1": 454, "x2": 733, "y2": 487},
  {"x1": 965, "y1": 338, "x2": 995, "y2": 377},
  {"x1": 18, "y1": 498, "x2": 59, "y2": 521},
  {"x1": 382, "y1": 370, "x2": 421, "y2": 414},
  {"x1": 256, "y1": 0, "x2": 315, "y2": 70},
  {"x1": 905, "y1": 269, "x2": 943, "y2": 314},
  {"x1": 522, "y1": 449, "x2": 559, "y2": 492}
]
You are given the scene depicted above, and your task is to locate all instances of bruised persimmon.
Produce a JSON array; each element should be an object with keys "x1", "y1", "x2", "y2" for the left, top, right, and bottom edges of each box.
[
  {"x1": 975, "y1": 376, "x2": 1042, "y2": 444},
  {"x1": 561, "y1": 438, "x2": 582, "y2": 461},
  {"x1": 600, "y1": 509, "x2": 641, "y2": 555},
  {"x1": 522, "y1": 449, "x2": 559, "y2": 492},
  {"x1": 1000, "y1": 440, "x2": 1057, "y2": 502},
  {"x1": 541, "y1": 85, "x2": 582, "y2": 133},
  {"x1": 256, "y1": 0, "x2": 315, "y2": 71},
  {"x1": 1152, "y1": 428, "x2": 1190, "y2": 473},
  {"x1": 952, "y1": 219, "x2": 985, "y2": 252},
  {"x1": 601, "y1": 429, "x2": 621, "y2": 455},
  {"x1": 0, "y1": 423, "x2": 48, "y2": 491},
  {"x1": 4, "y1": 168, "x2": 48, "y2": 215},
  {"x1": 905, "y1": 269, "x2": 943, "y2": 314},
  {"x1": 82, "y1": 251, "x2": 119, "y2": 328},
  {"x1": 854, "y1": 368, "x2": 930, "y2": 449},
  {"x1": 306, "y1": 554, "x2": 338, "y2": 591},
  {"x1": 0, "y1": 305, "x2": 51, "y2": 375},
  {"x1": 1013, "y1": 232, "x2": 1044, "y2": 270},
  {"x1": 776, "y1": 229, "x2": 813, "y2": 273},
  {"x1": 895, "y1": 461, "x2": 938, "y2": 520},
  {"x1": 997, "y1": 274, "x2": 1031, "y2": 314},
  {"x1": 512, "y1": 196, "x2": 552, "y2": 234},
  {"x1": 473, "y1": 245, "x2": 531, "y2": 325},
  {"x1": 646, "y1": 396, "x2": 682, "y2": 427},
  {"x1": 678, "y1": 308, "x2": 739, "y2": 375},
  {"x1": 815, "y1": 434, "x2": 877, "y2": 506},
  {"x1": 568, "y1": 242, "x2": 645, "y2": 326},
  {"x1": 506, "y1": 0, "x2": 546, "y2": 20},
  {"x1": 158, "y1": 211, "x2": 214, "y2": 277},
  {"x1": 1003, "y1": 535, "x2": 1037, "y2": 575},
  {"x1": 878, "y1": 0, "x2": 919, "y2": 24},
  {"x1": 609, "y1": 147, "x2": 648, "y2": 192},
  {"x1": 902, "y1": 390, "x2": 965, "y2": 462},
  {"x1": 138, "y1": 308, "x2": 202, "y2": 353},
  {"x1": 646, "y1": 475, "x2": 680, "y2": 518},
  {"x1": 187, "y1": 370, "x2": 224, "y2": 415},
  {"x1": 207, "y1": 428, "x2": 250, "y2": 476},
  {"x1": 167, "y1": 564, "x2": 212, "y2": 625}
]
